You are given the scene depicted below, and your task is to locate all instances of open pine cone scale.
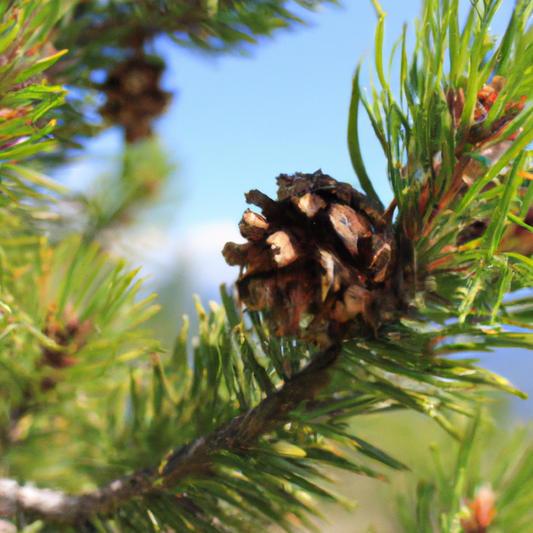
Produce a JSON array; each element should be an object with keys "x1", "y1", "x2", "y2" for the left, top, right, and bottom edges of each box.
[{"x1": 223, "y1": 171, "x2": 403, "y2": 345}]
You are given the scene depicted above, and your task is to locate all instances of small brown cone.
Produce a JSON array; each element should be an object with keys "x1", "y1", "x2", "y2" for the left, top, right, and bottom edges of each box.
[
  {"x1": 40, "y1": 304, "x2": 91, "y2": 370},
  {"x1": 99, "y1": 56, "x2": 172, "y2": 143},
  {"x1": 223, "y1": 171, "x2": 402, "y2": 345}
]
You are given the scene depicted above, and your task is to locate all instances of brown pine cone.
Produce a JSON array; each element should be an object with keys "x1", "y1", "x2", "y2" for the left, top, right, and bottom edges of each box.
[
  {"x1": 99, "y1": 56, "x2": 172, "y2": 143},
  {"x1": 222, "y1": 171, "x2": 403, "y2": 345}
]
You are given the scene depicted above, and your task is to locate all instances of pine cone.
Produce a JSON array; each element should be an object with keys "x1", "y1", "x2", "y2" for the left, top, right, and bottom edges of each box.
[
  {"x1": 99, "y1": 56, "x2": 172, "y2": 143},
  {"x1": 40, "y1": 304, "x2": 91, "y2": 370},
  {"x1": 223, "y1": 171, "x2": 402, "y2": 345}
]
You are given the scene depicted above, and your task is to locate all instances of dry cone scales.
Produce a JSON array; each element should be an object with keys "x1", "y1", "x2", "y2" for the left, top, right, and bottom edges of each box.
[{"x1": 223, "y1": 171, "x2": 404, "y2": 346}]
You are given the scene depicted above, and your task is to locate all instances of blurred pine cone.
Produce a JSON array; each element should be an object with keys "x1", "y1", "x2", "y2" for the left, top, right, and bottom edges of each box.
[
  {"x1": 223, "y1": 171, "x2": 403, "y2": 345},
  {"x1": 99, "y1": 55, "x2": 172, "y2": 143}
]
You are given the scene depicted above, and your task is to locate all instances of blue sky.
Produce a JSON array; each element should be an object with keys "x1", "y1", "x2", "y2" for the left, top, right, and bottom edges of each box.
[
  {"x1": 153, "y1": 0, "x2": 515, "y2": 230},
  {"x1": 156, "y1": 0, "x2": 412, "y2": 228},
  {"x1": 67, "y1": 0, "x2": 516, "y2": 245}
]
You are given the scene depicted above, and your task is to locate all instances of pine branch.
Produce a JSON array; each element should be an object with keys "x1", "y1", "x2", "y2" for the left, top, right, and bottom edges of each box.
[
  {"x1": 0, "y1": 473, "x2": 153, "y2": 523},
  {"x1": 0, "y1": 343, "x2": 341, "y2": 525},
  {"x1": 4, "y1": 1, "x2": 533, "y2": 532}
]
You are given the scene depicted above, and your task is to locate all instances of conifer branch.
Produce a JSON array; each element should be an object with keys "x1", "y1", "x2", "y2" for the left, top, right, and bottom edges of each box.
[
  {"x1": 0, "y1": 343, "x2": 341, "y2": 525},
  {"x1": 0, "y1": 472, "x2": 155, "y2": 524},
  {"x1": 3, "y1": 1, "x2": 533, "y2": 532}
]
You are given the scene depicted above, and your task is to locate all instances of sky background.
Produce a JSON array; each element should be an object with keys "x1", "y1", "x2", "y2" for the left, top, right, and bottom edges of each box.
[{"x1": 55, "y1": 0, "x2": 532, "y2": 416}]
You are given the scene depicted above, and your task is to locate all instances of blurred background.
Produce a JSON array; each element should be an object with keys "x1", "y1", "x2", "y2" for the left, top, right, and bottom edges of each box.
[{"x1": 50, "y1": 2, "x2": 532, "y2": 528}]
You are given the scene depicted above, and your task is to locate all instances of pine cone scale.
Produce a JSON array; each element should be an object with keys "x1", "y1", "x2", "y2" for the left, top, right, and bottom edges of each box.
[{"x1": 223, "y1": 171, "x2": 402, "y2": 344}]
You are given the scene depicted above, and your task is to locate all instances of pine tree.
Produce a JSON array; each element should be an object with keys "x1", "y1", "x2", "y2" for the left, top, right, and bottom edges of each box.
[{"x1": 1, "y1": 1, "x2": 533, "y2": 532}]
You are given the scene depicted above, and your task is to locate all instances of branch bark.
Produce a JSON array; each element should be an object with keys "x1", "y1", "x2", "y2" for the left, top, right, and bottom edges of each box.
[{"x1": 0, "y1": 342, "x2": 341, "y2": 526}]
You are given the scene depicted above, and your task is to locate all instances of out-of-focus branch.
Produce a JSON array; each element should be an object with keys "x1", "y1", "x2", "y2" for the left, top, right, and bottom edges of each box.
[{"x1": 0, "y1": 343, "x2": 341, "y2": 525}]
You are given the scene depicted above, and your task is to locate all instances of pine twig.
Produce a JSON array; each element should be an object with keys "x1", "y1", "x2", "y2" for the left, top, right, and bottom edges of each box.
[{"x1": 0, "y1": 342, "x2": 341, "y2": 525}]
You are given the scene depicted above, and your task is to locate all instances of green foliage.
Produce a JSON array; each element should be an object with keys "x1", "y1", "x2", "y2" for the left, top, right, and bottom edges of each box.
[
  {"x1": 96, "y1": 291, "x2": 402, "y2": 531},
  {"x1": 397, "y1": 412, "x2": 533, "y2": 533},
  {"x1": 0, "y1": 2, "x2": 163, "y2": 495},
  {"x1": 55, "y1": 0, "x2": 335, "y2": 56},
  {"x1": 0, "y1": 0, "x2": 70, "y2": 202},
  {"x1": 0, "y1": 231, "x2": 162, "y2": 491},
  {"x1": 2, "y1": 1, "x2": 533, "y2": 533},
  {"x1": 348, "y1": 0, "x2": 533, "y2": 379},
  {"x1": 47, "y1": 282, "x2": 522, "y2": 532},
  {"x1": 348, "y1": 0, "x2": 533, "y2": 228}
]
